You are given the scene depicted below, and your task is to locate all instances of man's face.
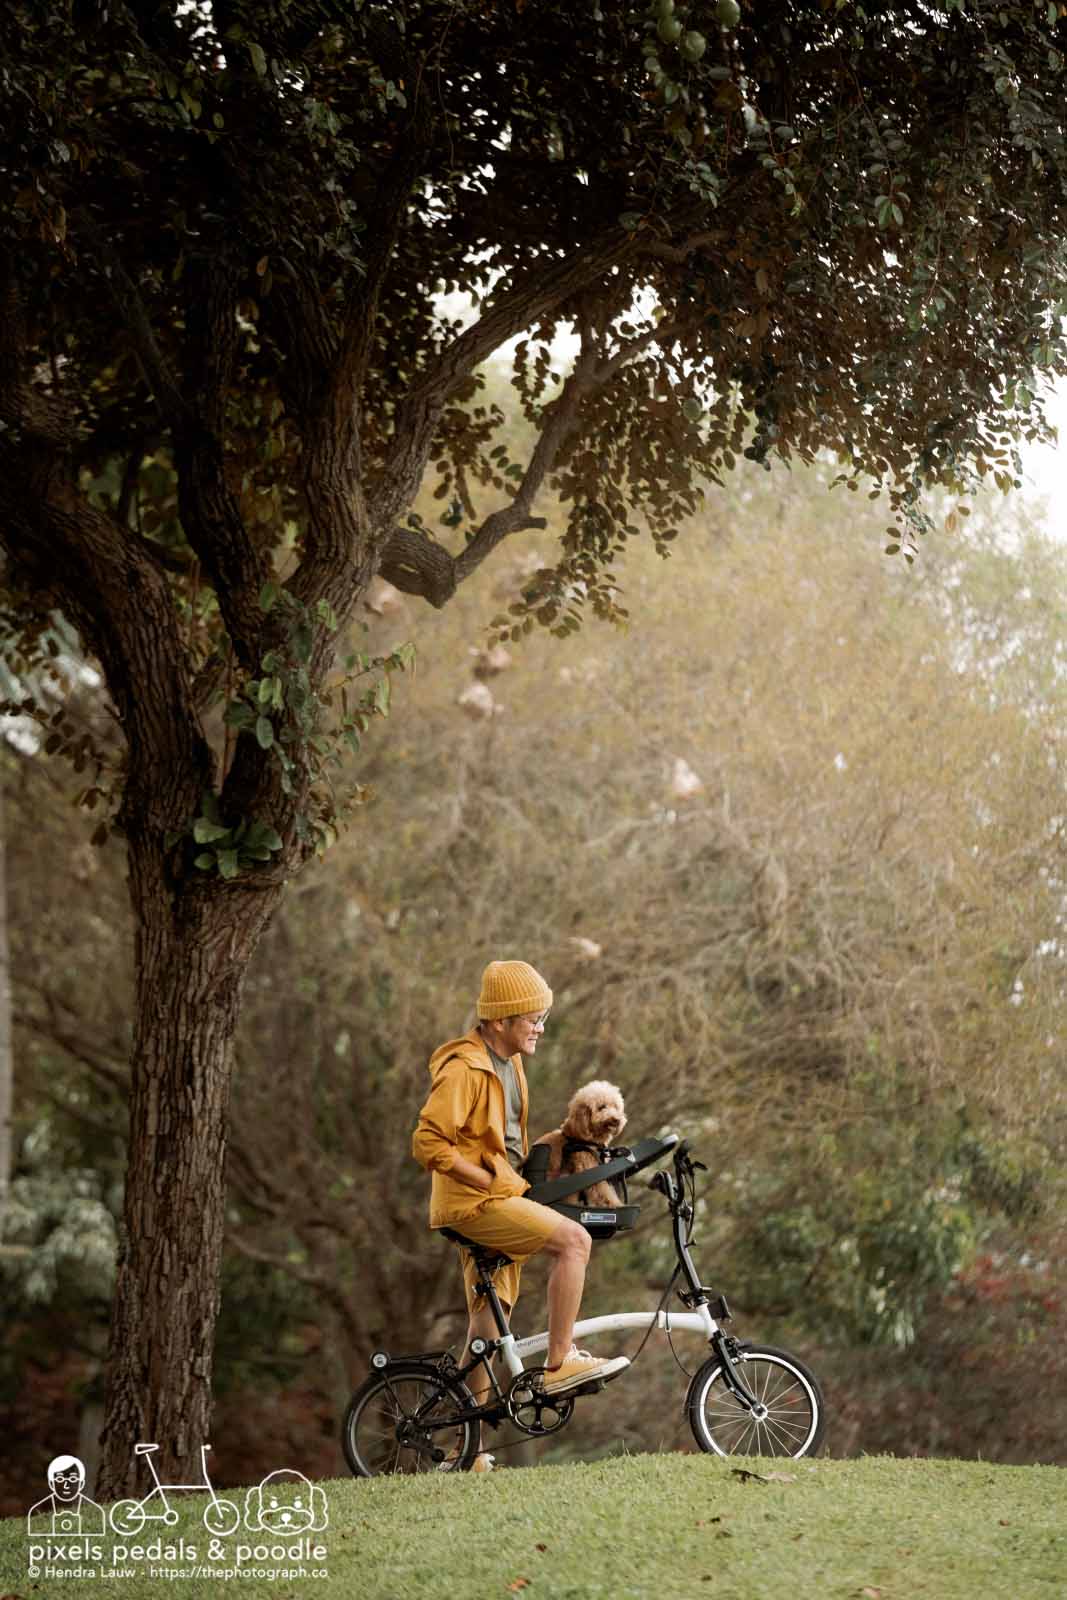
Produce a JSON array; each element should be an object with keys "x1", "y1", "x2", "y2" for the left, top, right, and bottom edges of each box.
[
  {"x1": 51, "y1": 1466, "x2": 84, "y2": 1502},
  {"x1": 497, "y1": 1009, "x2": 549, "y2": 1058}
]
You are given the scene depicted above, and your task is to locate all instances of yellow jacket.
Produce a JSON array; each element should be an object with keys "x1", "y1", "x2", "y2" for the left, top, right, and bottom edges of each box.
[{"x1": 412, "y1": 1029, "x2": 530, "y2": 1226}]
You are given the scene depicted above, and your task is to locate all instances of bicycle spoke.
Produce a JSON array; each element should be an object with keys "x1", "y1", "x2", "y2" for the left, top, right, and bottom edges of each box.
[
  {"x1": 344, "y1": 1367, "x2": 476, "y2": 1477},
  {"x1": 692, "y1": 1348, "x2": 823, "y2": 1459}
]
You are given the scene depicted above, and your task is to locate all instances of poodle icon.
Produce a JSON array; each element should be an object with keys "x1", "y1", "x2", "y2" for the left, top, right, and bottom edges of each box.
[
  {"x1": 243, "y1": 1469, "x2": 329, "y2": 1534},
  {"x1": 26, "y1": 1455, "x2": 106, "y2": 1537}
]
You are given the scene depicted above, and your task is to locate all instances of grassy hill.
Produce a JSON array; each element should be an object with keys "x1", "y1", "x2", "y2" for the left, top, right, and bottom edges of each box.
[{"x1": 3, "y1": 1454, "x2": 1064, "y2": 1599}]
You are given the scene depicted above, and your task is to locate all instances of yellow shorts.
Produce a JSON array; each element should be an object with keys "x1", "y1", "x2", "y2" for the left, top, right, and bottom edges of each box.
[{"x1": 439, "y1": 1194, "x2": 562, "y2": 1317}]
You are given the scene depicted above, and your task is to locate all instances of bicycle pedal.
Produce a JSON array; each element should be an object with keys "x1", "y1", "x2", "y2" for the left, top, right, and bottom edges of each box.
[{"x1": 571, "y1": 1378, "x2": 607, "y2": 1397}]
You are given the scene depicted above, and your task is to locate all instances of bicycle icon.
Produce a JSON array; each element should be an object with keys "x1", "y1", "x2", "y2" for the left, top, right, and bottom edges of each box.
[{"x1": 108, "y1": 1443, "x2": 239, "y2": 1536}]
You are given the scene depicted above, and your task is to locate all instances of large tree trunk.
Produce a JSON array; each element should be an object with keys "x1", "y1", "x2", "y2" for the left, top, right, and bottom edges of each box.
[
  {"x1": 96, "y1": 837, "x2": 283, "y2": 1500},
  {"x1": 0, "y1": 766, "x2": 11, "y2": 1211}
]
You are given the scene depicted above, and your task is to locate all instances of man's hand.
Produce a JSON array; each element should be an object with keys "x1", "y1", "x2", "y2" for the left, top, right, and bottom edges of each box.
[{"x1": 449, "y1": 1155, "x2": 493, "y2": 1192}]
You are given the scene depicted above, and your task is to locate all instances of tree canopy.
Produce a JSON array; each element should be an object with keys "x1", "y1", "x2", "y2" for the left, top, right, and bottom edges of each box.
[{"x1": 3, "y1": 0, "x2": 1067, "y2": 657}]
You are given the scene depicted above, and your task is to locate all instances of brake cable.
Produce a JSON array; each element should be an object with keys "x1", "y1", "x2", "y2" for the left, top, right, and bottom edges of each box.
[{"x1": 664, "y1": 1162, "x2": 700, "y2": 1378}]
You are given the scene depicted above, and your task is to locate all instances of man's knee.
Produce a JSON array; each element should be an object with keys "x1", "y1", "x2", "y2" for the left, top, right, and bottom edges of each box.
[{"x1": 544, "y1": 1217, "x2": 591, "y2": 1262}]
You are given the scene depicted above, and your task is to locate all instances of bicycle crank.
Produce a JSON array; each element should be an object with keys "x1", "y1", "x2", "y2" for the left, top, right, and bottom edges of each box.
[{"x1": 506, "y1": 1372, "x2": 575, "y2": 1436}]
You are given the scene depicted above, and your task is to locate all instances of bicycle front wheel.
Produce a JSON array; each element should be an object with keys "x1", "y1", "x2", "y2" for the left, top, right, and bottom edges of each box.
[
  {"x1": 687, "y1": 1343, "x2": 825, "y2": 1458},
  {"x1": 342, "y1": 1361, "x2": 479, "y2": 1478}
]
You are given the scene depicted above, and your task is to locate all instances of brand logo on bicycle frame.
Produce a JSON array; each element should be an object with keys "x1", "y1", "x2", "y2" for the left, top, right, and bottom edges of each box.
[{"x1": 25, "y1": 1444, "x2": 330, "y2": 1585}]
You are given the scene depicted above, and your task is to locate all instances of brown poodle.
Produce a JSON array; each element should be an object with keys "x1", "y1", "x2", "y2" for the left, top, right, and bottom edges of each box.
[{"x1": 531, "y1": 1080, "x2": 628, "y2": 1206}]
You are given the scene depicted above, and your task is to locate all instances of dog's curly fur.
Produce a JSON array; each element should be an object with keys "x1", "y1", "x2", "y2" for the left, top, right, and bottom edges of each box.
[{"x1": 532, "y1": 1080, "x2": 628, "y2": 1206}]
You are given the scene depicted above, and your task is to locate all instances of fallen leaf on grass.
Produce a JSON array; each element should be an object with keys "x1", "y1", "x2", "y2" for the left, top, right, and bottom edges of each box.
[
  {"x1": 534, "y1": 1544, "x2": 547, "y2": 1553},
  {"x1": 507, "y1": 1581, "x2": 531, "y2": 1593},
  {"x1": 859, "y1": 1588, "x2": 882, "y2": 1598},
  {"x1": 730, "y1": 1467, "x2": 797, "y2": 1485}
]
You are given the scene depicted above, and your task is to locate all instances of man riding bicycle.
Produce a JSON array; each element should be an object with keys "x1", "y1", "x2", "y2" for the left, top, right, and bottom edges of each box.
[{"x1": 412, "y1": 959, "x2": 629, "y2": 1467}]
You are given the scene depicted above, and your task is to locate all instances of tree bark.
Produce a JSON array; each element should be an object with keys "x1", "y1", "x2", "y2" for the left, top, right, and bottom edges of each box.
[
  {"x1": 95, "y1": 834, "x2": 283, "y2": 1499},
  {"x1": 0, "y1": 766, "x2": 12, "y2": 1212}
]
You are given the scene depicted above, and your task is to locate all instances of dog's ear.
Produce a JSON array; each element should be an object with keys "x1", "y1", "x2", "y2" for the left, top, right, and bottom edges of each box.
[
  {"x1": 566, "y1": 1100, "x2": 591, "y2": 1139},
  {"x1": 572, "y1": 1095, "x2": 595, "y2": 1140}
]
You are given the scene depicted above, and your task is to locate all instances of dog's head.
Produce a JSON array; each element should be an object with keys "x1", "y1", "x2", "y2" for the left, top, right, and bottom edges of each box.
[{"x1": 563, "y1": 1080, "x2": 627, "y2": 1144}]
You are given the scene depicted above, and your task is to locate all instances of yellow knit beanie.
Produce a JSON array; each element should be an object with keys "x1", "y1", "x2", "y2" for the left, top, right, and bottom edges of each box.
[{"x1": 477, "y1": 960, "x2": 553, "y2": 1020}]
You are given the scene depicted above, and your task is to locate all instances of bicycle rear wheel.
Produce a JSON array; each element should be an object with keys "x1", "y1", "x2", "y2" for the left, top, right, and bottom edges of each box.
[
  {"x1": 686, "y1": 1343, "x2": 825, "y2": 1458},
  {"x1": 342, "y1": 1361, "x2": 479, "y2": 1477}
]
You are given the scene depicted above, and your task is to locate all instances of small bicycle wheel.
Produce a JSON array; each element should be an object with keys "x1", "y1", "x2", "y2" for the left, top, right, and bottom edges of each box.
[
  {"x1": 342, "y1": 1361, "x2": 479, "y2": 1478},
  {"x1": 203, "y1": 1497, "x2": 240, "y2": 1536},
  {"x1": 687, "y1": 1343, "x2": 825, "y2": 1459},
  {"x1": 108, "y1": 1498, "x2": 147, "y2": 1536}
]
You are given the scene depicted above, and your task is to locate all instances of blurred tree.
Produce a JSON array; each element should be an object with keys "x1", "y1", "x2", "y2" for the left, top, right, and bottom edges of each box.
[{"x1": 3, "y1": 0, "x2": 1067, "y2": 1491}]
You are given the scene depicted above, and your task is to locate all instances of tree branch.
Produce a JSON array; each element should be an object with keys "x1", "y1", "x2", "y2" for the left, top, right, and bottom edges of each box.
[
  {"x1": 453, "y1": 317, "x2": 602, "y2": 585},
  {"x1": 175, "y1": 260, "x2": 272, "y2": 668},
  {"x1": 375, "y1": 225, "x2": 636, "y2": 528},
  {"x1": 377, "y1": 312, "x2": 701, "y2": 602},
  {"x1": 73, "y1": 211, "x2": 190, "y2": 434},
  {"x1": 636, "y1": 230, "x2": 722, "y2": 265},
  {"x1": 0, "y1": 260, "x2": 214, "y2": 829}
]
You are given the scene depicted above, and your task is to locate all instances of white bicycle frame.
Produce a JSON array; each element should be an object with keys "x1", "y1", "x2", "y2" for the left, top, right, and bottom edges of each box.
[{"x1": 497, "y1": 1305, "x2": 720, "y2": 1380}]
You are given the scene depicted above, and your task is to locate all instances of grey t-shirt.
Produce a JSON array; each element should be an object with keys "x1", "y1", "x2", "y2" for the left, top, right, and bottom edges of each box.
[{"x1": 487, "y1": 1046, "x2": 524, "y2": 1170}]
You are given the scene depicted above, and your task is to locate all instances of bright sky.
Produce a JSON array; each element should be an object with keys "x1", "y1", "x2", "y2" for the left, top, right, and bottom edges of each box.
[{"x1": 1018, "y1": 379, "x2": 1067, "y2": 542}]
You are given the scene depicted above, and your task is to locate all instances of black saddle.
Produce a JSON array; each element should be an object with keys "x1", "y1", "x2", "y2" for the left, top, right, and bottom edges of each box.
[{"x1": 437, "y1": 1226, "x2": 513, "y2": 1271}]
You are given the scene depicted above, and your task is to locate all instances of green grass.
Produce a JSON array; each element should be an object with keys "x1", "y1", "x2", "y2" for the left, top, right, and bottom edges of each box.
[{"x1": 3, "y1": 1455, "x2": 1064, "y2": 1599}]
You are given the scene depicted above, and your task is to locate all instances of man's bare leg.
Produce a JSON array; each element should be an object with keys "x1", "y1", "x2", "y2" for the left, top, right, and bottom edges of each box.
[
  {"x1": 541, "y1": 1217, "x2": 592, "y2": 1368},
  {"x1": 458, "y1": 1297, "x2": 506, "y2": 1460}
]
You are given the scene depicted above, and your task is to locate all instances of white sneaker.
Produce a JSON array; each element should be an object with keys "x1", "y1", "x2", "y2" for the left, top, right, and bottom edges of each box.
[
  {"x1": 437, "y1": 1449, "x2": 495, "y2": 1473},
  {"x1": 539, "y1": 1348, "x2": 630, "y2": 1395}
]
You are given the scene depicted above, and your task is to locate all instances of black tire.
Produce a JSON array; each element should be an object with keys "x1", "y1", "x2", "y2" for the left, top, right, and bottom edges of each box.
[
  {"x1": 686, "y1": 1343, "x2": 825, "y2": 1458},
  {"x1": 342, "y1": 1361, "x2": 479, "y2": 1477}
]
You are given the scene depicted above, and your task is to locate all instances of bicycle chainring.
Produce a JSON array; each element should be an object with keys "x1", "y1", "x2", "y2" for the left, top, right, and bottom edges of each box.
[{"x1": 505, "y1": 1371, "x2": 575, "y2": 1436}]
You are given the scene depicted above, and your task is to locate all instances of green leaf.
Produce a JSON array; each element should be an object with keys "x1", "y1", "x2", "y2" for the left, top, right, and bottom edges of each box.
[
  {"x1": 217, "y1": 849, "x2": 240, "y2": 879},
  {"x1": 193, "y1": 817, "x2": 231, "y2": 844},
  {"x1": 255, "y1": 715, "x2": 274, "y2": 749},
  {"x1": 373, "y1": 676, "x2": 391, "y2": 715},
  {"x1": 259, "y1": 580, "x2": 279, "y2": 612},
  {"x1": 292, "y1": 620, "x2": 314, "y2": 662},
  {"x1": 224, "y1": 701, "x2": 255, "y2": 729},
  {"x1": 247, "y1": 40, "x2": 267, "y2": 76},
  {"x1": 193, "y1": 852, "x2": 216, "y2": 870}
]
